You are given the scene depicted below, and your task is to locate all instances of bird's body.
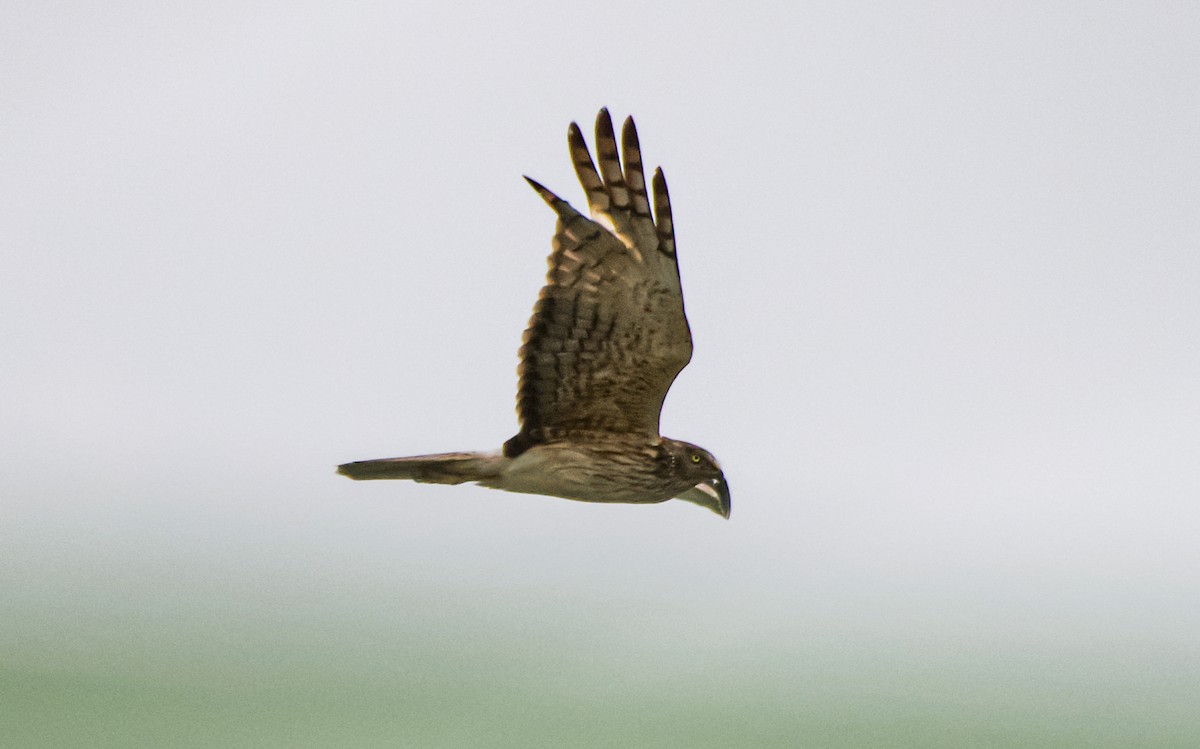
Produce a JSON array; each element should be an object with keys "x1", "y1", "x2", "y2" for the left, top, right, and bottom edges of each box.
[
  {"x1": 341, "y1": 436, "x2": 721, "y2": 507},
  {"x1": 339, "y1": 110, "x2": 729, "y2": 517}
]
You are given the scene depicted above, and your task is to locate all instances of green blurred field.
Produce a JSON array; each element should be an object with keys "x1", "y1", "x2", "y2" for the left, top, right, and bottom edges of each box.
[{"x1": 5, "y1": 518, "x2": 1195, "y2": 749}]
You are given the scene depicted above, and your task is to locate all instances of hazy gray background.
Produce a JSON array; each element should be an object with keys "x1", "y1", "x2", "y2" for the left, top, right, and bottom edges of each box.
[{"x1": 3, "y1": 2, "x2": 1198, "y2": 746}]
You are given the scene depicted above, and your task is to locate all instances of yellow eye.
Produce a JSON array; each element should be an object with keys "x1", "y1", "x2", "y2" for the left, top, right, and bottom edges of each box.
[{"x1": 691, "y1": 454, "x2": 701, "y2": 463}]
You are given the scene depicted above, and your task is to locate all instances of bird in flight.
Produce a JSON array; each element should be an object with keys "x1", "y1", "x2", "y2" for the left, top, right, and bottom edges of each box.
[{"x1": 338, "y1": 109, "x2": 729, "y2": 518}]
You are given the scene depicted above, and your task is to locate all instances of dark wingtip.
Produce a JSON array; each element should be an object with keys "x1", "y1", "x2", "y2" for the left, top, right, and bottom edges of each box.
[
  {"x1": 523, "y1": 175, "x2": 557, "y2": 203},
  {"x1": 596, "y1": 107, "x2": 614, "y2": 134}
]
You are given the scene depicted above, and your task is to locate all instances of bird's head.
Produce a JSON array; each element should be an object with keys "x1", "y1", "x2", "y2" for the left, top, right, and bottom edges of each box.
[{"x1": 665, "y1": 440, "x2": 730, "y2": 519}]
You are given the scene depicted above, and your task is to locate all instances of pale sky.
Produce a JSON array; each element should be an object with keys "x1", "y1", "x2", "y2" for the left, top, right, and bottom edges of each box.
[{"x1": 3, "y1": 3, "x2": 1199, "y2": 746}]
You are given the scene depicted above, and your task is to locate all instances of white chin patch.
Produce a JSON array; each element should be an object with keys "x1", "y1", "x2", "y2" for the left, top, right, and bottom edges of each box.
[{"x1": 692, "y1": 482, "x2": 721, "y2": 501}]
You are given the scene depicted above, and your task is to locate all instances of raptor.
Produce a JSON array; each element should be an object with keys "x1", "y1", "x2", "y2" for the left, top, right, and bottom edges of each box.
[{"x1": 338, "y1": 109, "x2": 729, "y2": 518}]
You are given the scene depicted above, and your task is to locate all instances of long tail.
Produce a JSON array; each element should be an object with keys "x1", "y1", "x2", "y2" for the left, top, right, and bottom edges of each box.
[{"x1": 337, "y1": 451, "x2": 508, "y2": 483}]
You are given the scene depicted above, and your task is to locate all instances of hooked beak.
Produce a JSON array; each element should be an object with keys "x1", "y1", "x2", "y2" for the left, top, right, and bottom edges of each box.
[{"x1": 675, "y1": 475, "x2": 731, "y2": 519}]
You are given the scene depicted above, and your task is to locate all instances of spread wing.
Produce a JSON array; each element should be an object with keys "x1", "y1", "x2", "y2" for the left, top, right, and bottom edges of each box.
[{"x1": 508, "y1": 109, "x2": 692, "y2": 453}]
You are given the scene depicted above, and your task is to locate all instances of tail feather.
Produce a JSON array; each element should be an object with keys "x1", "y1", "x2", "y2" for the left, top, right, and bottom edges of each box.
[{"x1": 337, "y1": 451, "x2": 507, "y2": 483}]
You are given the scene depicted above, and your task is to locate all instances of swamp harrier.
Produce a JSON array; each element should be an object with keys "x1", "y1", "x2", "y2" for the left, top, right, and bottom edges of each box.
[{"x1": 338, "y1": 109, "x2": 729, "y2": 518}]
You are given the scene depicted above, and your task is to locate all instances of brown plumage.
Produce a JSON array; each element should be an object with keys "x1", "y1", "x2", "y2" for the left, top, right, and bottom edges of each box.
[{"x1": 338, "y1": 109, "x2": 729, "y2": 518}]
